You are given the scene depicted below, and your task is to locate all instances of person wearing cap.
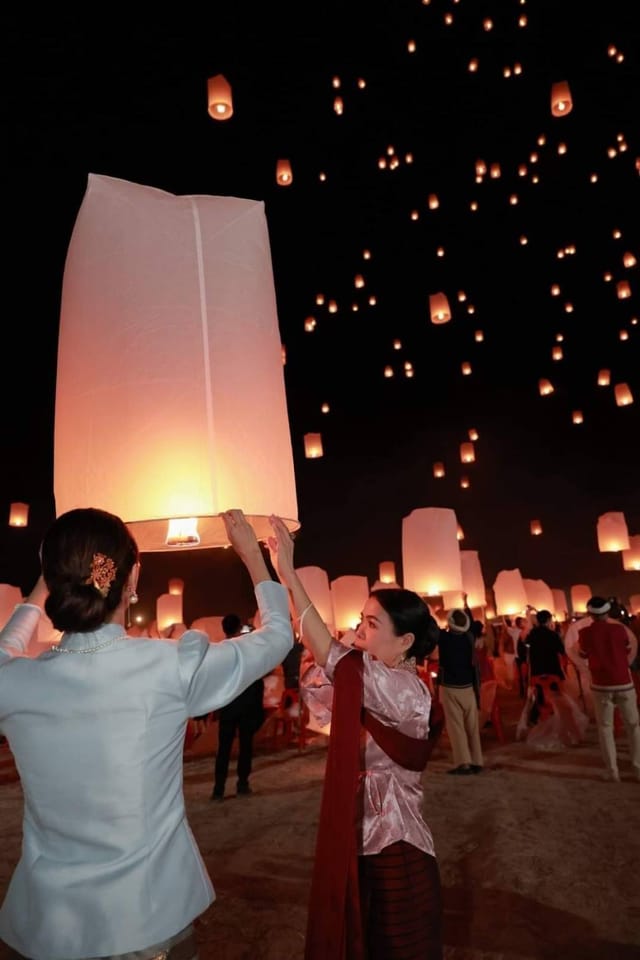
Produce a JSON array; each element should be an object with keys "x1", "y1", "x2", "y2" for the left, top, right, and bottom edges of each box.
[
  {"x1": 577, "y1": 596, "x2": 640, "y2": 782},
  {"x1": 437, "y1": 608, "x2": 484, "y2": 775}
]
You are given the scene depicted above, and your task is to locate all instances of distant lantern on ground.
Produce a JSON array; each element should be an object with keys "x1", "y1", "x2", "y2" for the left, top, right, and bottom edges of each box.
[
  {"x1": 570, "y1": 584, "x2": 591, "y2": 615},
  {"x1": 429, "y1": 292, "x2": 451, "y2": 324},
  {"x1": 460, "y1": 442, "x2": 475, "y2": 463},
  {"x1": 614, "y1": 383, "x2": 634, "y2": 406},
  {"x1": 530, "y1": 519, "x2": 543, "y2": 536},
  {"x1": 597, "y1": 369, "x2": 611, "y2": 386},
  {"x1": 379, "y1": 561, "x2": 397, "y2": 583},
  {"x1": 461, "y1": 362, "x2": 472, "y2": 376},
  {"x1": 468, "y1": 428, "x2": 479, "y2": 441},
  {"x1": 428, "y1": 194, "x2": 439, "y2": 210},
  {"x1": 276, "y1": 159, "x2": 293, "y2": 186},
  {"x1": 572, "y1": 410, "x2": 584, "y2": 424},
  {"x1": 622, "y1": 536, "x2": 640, "y2": 571},
  {"x1": 551, "y1": 81, "x2": 572, "y2": 117},
  {"x1": 538, "y1": 378, "x2": 554, "y2": 396},
  {"x1": 597, "y1": 512, "x2": 630, "y2": 552},
  {"x1": 616, "y1": 280, "x2": 631, "y2": 299},
  {"x1": 207, "y1": 74, "x2": 233, "y2": 120},
  {"x1": 433, "y1": 461, "x2": 445, "y2": 478},
  {"x1": 402, "y1": 506, "x2": 463, "y2": 596},
  {"x1": 304, "y1": 433, "x2": 323, "y2": 459},
  {"x1": 8, "y1": 502, "x2": 29, "y2": 527}
]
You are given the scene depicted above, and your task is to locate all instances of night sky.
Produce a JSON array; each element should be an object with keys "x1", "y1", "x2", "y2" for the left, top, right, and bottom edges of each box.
[{"x1": 2, "y1": 3, "x2": 639, "y2": 624}]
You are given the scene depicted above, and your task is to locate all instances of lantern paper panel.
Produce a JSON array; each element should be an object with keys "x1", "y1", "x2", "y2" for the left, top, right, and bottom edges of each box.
[
  {"x1": 331, "y1": 575, "x2": 370, "y2": 633},
  {"x1": 460, "y1": 550, "x2": 486, "y2": 609},
  {"x1": 156, "y1": 593, "x2": 184, "y2": 634},
  {"x1": 523, "y1": 578, "x2": 555, "y2": 613},
  {"x1": 54, "y1": 174, "x2": 299, "y2": 551},
  {"x1": 442, "y1": 590, "x2": 465, "y2": 610},
  {"x1": 493, "y1": 569, "x2": 527, "y2": 616},
  {"x1": 296, "y1": 566, "x2": 335, "y2": 635},
  {"x1": 570, "y1": 584, "x2": 592, "y2": 615},
  {"x1": 378, "y1": 561, "x2": 397, "y2": 584},
  {"x1": 9, "y1": 502, "x2": 29, "y2": 527},
  {"x1": 552, "y1": 588, "x2": 569, "y2": 620},
  {"x1": 597, "y1": 511, "x2": 630, "y2": 552},
  {"x1": 622, "y1": 535, "x2": 640, "y2": 571},
  {"x1": 402, "y1": 507, "x2": 463, "y2": 596}
]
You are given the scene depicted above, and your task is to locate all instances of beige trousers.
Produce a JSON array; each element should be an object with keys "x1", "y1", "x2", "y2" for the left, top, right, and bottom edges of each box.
[
  {"x1": 592, "y1": 686, "x2": 640, "y2": 780},
  {"x1": 441, "y1": 685, "x2": 483, "y2": 767}
]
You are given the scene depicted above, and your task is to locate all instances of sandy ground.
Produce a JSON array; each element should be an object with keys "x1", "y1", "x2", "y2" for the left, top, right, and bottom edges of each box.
[{"x1": 1, "y1": 684, "x2": 639, "y2": 960}]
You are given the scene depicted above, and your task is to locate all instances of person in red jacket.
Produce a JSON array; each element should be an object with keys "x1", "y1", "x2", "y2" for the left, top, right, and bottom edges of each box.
[{"x1": 578, "y1": 596, "x2": 640, "y2": 782}]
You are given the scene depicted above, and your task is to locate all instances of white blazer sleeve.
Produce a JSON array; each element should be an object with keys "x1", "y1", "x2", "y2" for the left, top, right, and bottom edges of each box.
[
  {"x1": 177, "y1": 580, "x2": 293, "y2": 717},
  {"x1": 0, "y1": 603, "x2": 41, "y2": 662}
]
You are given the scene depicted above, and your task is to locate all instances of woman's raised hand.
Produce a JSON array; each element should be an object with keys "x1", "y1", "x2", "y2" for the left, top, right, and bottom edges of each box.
[
  {"x1": 221, "y1": 509, "x2": 261, "y2": 561},
  {"x1": 267, "y1": 515, "x2": 296, "y2": 586}
]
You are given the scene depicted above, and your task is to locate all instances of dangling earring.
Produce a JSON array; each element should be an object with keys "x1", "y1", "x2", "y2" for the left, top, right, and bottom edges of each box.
[
  {"x1": 129, "y1": 589, "x2": 139, "y2": 605},
  {"x1": 126, "y1": 586, "x2": 139, "y2": 630}
]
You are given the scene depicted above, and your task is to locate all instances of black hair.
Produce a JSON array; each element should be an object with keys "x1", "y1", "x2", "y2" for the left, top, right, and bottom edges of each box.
[
  {"x1": 536, "y1": 610, "x2": 552, "y2": 625},
  {"x1": 42, "y1": 507, "x2": 139, "y2": 633},
  {"x1": 369, "y1": 588, "x2": 439, "y2": 664},
  {"x1": 222, "y1": 613, "x2": 243, "y2": 637}
]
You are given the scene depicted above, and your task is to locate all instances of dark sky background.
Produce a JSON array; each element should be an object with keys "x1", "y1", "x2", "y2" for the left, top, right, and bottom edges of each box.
[{"x1": 1, "y1": 3, "x2": 639, "y2": 624}]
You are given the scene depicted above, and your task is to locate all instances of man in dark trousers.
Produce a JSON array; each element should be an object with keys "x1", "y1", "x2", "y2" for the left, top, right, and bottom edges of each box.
[{"x1": 211, "y1": 614, "x2": 266, "y2": 802}]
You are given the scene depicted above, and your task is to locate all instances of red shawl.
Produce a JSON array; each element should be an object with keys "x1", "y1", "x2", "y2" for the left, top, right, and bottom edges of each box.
[{"x1": 304, "y1": 649, "x2": 442, "y2": 960}]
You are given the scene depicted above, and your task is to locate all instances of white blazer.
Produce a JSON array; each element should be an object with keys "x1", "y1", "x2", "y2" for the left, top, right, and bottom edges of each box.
[{"x1": 0, "y1": 579, "x2": 292, "y2": 959}]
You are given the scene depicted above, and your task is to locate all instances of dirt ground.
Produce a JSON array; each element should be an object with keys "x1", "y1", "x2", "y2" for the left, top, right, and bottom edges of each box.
[{"x1": 1, "y1": 683, "x2": 639, "y2": 960}]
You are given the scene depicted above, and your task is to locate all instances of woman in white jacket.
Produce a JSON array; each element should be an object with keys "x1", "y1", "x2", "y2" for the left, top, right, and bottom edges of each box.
[{"x1": 0, "y1": 506, "x2": 292, "y2": 960}]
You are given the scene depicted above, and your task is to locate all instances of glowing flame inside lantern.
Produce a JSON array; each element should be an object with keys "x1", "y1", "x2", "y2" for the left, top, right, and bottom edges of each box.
[{"x1": 166, "y1": 518, "x2": 200, "y2": 547}]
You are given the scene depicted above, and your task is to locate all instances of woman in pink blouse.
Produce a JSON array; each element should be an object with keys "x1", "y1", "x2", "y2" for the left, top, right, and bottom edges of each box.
[{"x1": 267, "y1": 516, "x2": 443, "y2": 960}]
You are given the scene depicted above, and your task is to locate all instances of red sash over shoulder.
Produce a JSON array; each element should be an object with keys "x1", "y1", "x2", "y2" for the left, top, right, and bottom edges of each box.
[{"x1": 304, "y1": 649, "x2": 442, "y2": 960}]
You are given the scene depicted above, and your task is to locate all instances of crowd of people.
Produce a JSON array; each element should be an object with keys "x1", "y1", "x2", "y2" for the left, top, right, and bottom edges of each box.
[{"x1": 1, "y1": 505, "x2": 639, "y2": 959}]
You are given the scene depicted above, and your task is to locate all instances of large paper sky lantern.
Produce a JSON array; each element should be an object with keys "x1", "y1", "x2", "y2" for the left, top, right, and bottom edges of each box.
[
  {"x1": 523, "y1": 578, "x2": 555, "y2": 613},
  {"x1": 597, "y1": 511, "x2": 630, "y2": 552},
  {"x1": 570, "y1": 584, "x2": 591, "y2": 615},
  {"x1": 622, "y1": 535, "x2": 640, "y2": 571},
  {"x1": 331, "y1": 575, "x2": 369, "y2": 633},
  {"x1": 552, "y1": 588, "x2": 569, "y2": 620},
  {"x1": 460, "y1": 550, "x2": 486, "y2": 609},
  {"x1": 493, "y1": 569, "x2": 527, "y2": 616},
  {"x1": 429, "y1": 292, "x2": 451, "y2": 324},
  {"x1": 296, "y1": 566, "x2": 335, "y2": 635},
  {"x1": 207, "y1": 74, "x2": 233, "y2": 120},
  {"x1": 55, "y1": 174, "x2": 299, "y2": 551},
  {"x1": 402, "y1": 507, "x2": 463, "y2": 597},
  {"x1": 551, "y1": 81, "x2": 573, "y2": 117},
  {"x1": 8, "y1": 502, "x2": 29, "y2": 527}
]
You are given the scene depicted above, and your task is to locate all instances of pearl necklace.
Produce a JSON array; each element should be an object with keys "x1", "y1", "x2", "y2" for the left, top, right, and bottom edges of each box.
[{"x1": 51, "y1": 635, "x2": 126, "y2": 654}]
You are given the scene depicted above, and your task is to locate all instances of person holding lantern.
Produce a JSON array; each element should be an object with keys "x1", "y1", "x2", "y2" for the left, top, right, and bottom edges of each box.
[
  {"x1": 267, "y1": 514, "x2": 444, "y2": 960},
  {"x1": 0, "y1": 507, "x2": 292, "y2": 960}
]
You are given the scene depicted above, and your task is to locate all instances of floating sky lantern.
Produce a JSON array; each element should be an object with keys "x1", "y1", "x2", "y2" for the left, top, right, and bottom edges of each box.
[
  {"x1": 378, "y1": 561, "x2": 397, "y2": 583},
  {"x1": 402, "y1": 507, "x2": 463, "y2": 596},
  {"x1": 276, "y1": 159, "x2": 293, "y2": 186},
  {"x1": 552, "y1": 346, "x2": 563, "y2": 360},
  {"x1": 331, "y1": 575, "x2": 370, "y2": 632},
  {"x1": 304, "y1": 433, "x2": 323, "y2": 459},
  {"x1": 429, "y1": 292, "x2": 451, "y2": 324},
  {"x1": 474, "y1": 330, "x2": 484, "y2": 342},
  {"x1": 433, "y1": 462, "x2": 445, "y2": 478},
  {"x1": 55, "y1": 174, "x2": 299, "y2": 551},
  {"x1": 460, "y1": 442, "x2": 475, "y2": 463},
  {"x1": 384, "y1": 365, "x2": 394, "y2": 378},
  {"x1": 168, "y1": 578, "x2": 184, "y2": 596},
  {"x1": 460, "y1": 551, "x2": 486, "y2": 608},
  {"x1": 538, "y1": 379, "x2": 554, "y2": 396},
  {"x1": 428, "y1": 194, "x2": 439, "y2": 210},
  {"x1": 207, "y1": 74, "x2": 233, "y2": 120},
  {"x1": 572, "y1": 410, "x2": 584, "y2": 424},
  {"x1": 460, "y1": 476, "x2": 470, "y2": 489},
  {"x1": 616, "y1": 280, "x2": 631, "y2": 299},
  {"x1": 321, "y1": 402, "x2": 330, "y2": 414},
  {"x1": 8, "y1": 502, "x2": 29, "y2": 527},
  {"x1": 614, "y1": 383, "x2": 633, "y2": 406},
  {"x1": 552, "y1": 588, "x2": 569, "y2": 620},
  {"x1": 570, "y1": 585, "x2": 591, "y2": 615},
  {"x1": 622, "y1": 536, "x2": 640, "y2": 571},
  {"x1": 461, "y1": 362, "x2": 472, "y2": 376},
  {"x1": 551, "y1": 80, "x2": 573, "y2": 117},
  {"x1": 597, "y1": 511, "x2": 630, "y2": 552},
  {"x1": 597, "y1": 369, "x2": 611, "y2": 386},
  {"x1": 530, "y1": 519, "x2": 543, "y2": 536},
  {"x1": 623, "y1": 251, "x2": 637, "y2": 268},
  {"x1": 297, "y1": 566, "x2": 335, "y2": 634},
  {"x1": 523, "y1": 578, "x2": 555, "y2": 613},
  {"x1": 493, "y1": 569, "x2": 527, "y2": 616},
  {"x1": 468, "y1": 428, "x2": 479, "y2": 441}
]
